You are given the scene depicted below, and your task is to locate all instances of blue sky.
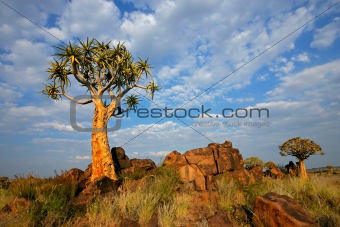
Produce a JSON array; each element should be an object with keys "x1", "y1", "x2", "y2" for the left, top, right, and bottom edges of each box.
[{"x1": 0, "y1": 0, "x2": 339, "y2": 177}]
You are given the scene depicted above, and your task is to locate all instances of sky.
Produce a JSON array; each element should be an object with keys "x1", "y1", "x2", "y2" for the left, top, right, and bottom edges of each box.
[{"x1": 0, "y1": 0, "x2": 339, "y2": 178}]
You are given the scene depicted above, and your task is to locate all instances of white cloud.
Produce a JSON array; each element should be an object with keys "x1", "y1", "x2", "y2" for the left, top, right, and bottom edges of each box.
[
  {"x1": 0, "y1": 40, "x2": 53, "y2": 89},
  {"x1": 266, "y1": 59, "x2": 340, "y2": 99},
  {"x1": 75, "y1": 155, "x2": 91, "y2": 160},
  {"x1": 32, "y1": 138, "x2": 88, "y2": 144},
  {"x1": 257, "y1": 74, "x2": 269, "y2": 81},
  {"x1": 310, "y1": 17, "x2": 340, "y2": 49},
  {"x1": 148, "y1": 151, "x2": 170, "y2": 157},
  {"x1": 49, "y1": 0, "x2": 121, "y2": 42},
  {"x1": 291, "y1": 52, "x2": 310, "y2": 62},
  {"x1": 32, "y1": 122, "x2": 74, "y2": 132}
]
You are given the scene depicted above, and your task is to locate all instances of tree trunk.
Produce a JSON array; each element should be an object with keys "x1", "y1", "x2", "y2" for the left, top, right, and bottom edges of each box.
[
  {"x1": 91, "y1": 101, "x2": 117, "y2": 181},
  {"x1": 297, "y1": 160, "x2": 308, "y2": 179}
]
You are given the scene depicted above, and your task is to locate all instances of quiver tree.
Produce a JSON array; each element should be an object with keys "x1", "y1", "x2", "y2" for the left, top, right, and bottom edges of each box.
[
  {"x1": 279, "y1": 137, "x2": 323, "y2": 179},
  {"x1": 42, "y1": 38, "x2": 159, "y2": 181}
]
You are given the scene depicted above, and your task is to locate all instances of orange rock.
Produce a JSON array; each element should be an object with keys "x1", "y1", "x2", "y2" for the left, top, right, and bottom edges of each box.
[{"x1": 254, "y1": 192, "x2": 319, "y2": 227}]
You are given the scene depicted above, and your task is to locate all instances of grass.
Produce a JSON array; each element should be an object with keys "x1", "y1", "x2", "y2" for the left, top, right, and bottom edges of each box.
[
  {"x1": 1, "y1": 168, "x2": 339, "y2": 226},
  {"x1": 158, "y1": 194, "x2": 191, "y2": 226}
]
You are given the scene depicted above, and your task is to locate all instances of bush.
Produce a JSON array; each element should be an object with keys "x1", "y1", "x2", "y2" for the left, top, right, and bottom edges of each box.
[{"x1": 243, "y1": 157, "x2": 263, "y2": 170}]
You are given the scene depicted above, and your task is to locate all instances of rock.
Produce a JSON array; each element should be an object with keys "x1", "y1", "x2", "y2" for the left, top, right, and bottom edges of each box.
[
  {"x1": 264, "y1": 168, "x2": 283, "y2": 179},
  {"x1": 122, "y1": 158, "x2": 156, "y2": 176},
  {"x1": 254, "y1": 192, "x2": 319, "y2": 227},
  {"x1": 78, "y1": 164, "x2": 92, "y2": 190},
  {"x1": 216, "y1": 148, "x2": 243, "y2": 173},
  {"x1": 233, "y1": 204, "x2": 250, "y2": 224},
  {"x1": 185, "y1": 147, "x2": 214, "y2": 165},
  {"x1": 197, "y1": 157, "x2": 218, "y2": 176},
  {"x1": 194, "y1": 176, "x2": 206, "y2": 191},
  {"x1": 162, "y1": 140, "x2": 252, "y2": 190},
  {"x1": 163, "y1": 151, "x2": 187, "y2": 167},
  {"x1": 249, "y1": 165, "x2": 263, "y2": 181},
  {"x1": 231, "y1": 169, "x2": 256, "y2": 185},
  {"x1": 208, "y1": 140, "x2": 233, "y2": 149},
  {"x1": 119, "y1": 159, "x2": 132, "y2": 169},
  {"x1": 179, "y1": 164, "x2": 203, "y2": 183},
  {"x1": 111, "y1": 147, "x2": 131, "y2": 170},
  {"x1": 112, "y1": 147, "x2": 126, "y2": 160},
  {"x1": 61, "y1": 168, "x2": 84, "y2": 184},
  {"x1": 285, "y1": 161, "x2": 298, "y2": 176},
  {"x1": 206, "y1": 210, "x2": 234, "y2": 227},
  {"x1": 206, "y1": 175, "x2": 217, "y2": 191},
  {"x1": 130, "y1": 159, "x2": 156, "y2": 171},
  {"x1": 120, "y1": 219, "x2": 140, "y2": 227},
  {"x1": 69, "y1": 176, "x2": 119, "y2": 209},
  {"x1": 148, "y1": 210, "x2": 159, "y2": 227}
]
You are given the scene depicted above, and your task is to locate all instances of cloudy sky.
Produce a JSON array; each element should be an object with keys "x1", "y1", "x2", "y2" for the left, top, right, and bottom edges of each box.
[{"x1": 0, "y1": 0, "x2": 339, "y2": 177}]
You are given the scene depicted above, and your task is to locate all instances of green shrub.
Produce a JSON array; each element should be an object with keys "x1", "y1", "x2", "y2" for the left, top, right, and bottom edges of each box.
[{"x1": 148, "y1": 166, "x2": 179, "y2": 203}]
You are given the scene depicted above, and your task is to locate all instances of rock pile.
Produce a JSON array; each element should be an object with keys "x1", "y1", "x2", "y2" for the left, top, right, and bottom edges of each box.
[
  {"x1": 163, "y1": 140, "x2": 255, "y2": 190},
  {"x1": 63, "y1": 147, "x2": 157, "y2": 208}
]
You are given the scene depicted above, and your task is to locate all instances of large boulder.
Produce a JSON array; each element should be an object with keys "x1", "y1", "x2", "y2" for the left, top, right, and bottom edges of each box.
[
  {"x1": 162, "y1": 140, "x2": 251, "y2": 190},
  {"x1": 111, "y1": 147, "x2": 131, "y2": 170},
  {"x1": 163, "y1": 151, "x2": 187, "y2": 167},
  {"x1": 249, "y1": 165, "x2": 263, "y2": 181},
  {"x1": 254, "y1": 192, "x2": 319, "y2": 227}
]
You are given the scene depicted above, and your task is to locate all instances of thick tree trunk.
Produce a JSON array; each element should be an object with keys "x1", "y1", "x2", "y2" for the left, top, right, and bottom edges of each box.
[
  {"x1": 91, "y1": 101, "x2": 117, "y2": 181},
  {"x1": 297, "y1": 160, "x2": 308, "y2": 179}
]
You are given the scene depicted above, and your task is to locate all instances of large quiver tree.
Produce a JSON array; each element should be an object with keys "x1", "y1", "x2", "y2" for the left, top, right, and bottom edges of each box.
[{"x1": 42, "y1": 38, "x2": 159, "y2": 181}]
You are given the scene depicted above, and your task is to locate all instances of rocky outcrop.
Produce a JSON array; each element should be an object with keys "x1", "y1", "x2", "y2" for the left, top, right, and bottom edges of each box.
[
  {"x1": 111, "y1": 147, "x2": 156, "y2": 175},
  {"x1": 253, "y1": 192, "x2": 319, "y2": 227},
  {"x1": 264, "y1": 167, "x2": 283, "y2": 179},
  {"x1": 163, "y1": 140, "x2": 254, "y2": 190},
  {"x1": 249, "y1": 165, "x2": 263, "y2": 181},
  {"x1": 111, "y1": 147, "x2": 131, "y2": 170}
]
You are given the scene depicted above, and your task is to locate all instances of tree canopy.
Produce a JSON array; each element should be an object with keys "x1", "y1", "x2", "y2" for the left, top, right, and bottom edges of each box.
[
  {"x1": 279, "y1": 137, "x2": 323, "y2": 161},
  {"x1": 243, "y1": 156, "x2": 263, "y2": 170},
  {"x1": 42, "y1": 37, "x2": 159, "y2": 111}
]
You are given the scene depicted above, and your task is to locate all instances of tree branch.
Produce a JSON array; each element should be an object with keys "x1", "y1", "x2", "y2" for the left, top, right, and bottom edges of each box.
[
  {"x1": 58, "y1": 92, "x2": 93, "y2": 105},
  {"x1": 71, "y1": 63, "x2": 96, "y2": 94},
  {"x1": 99, "y1": 65, "x2": 119, "y2": 95}
]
